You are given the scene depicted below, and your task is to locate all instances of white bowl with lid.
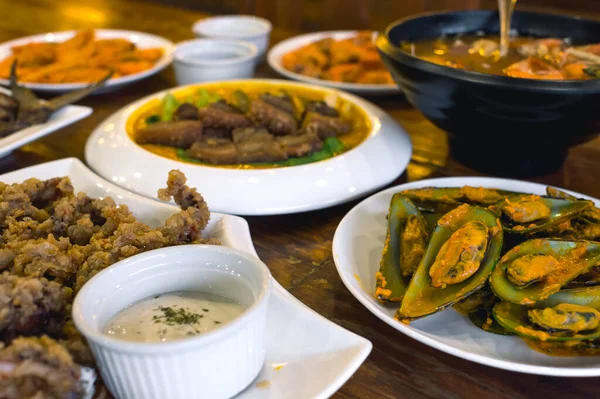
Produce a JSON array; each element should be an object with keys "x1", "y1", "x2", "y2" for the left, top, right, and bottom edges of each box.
[
  {"x1": 192, "y1": 15, "x2": 272, "y2": 59},
  {"x1": 173, "y1": 38, "x2": 258, "y2": 84},
  {"x1": 73, "y1": 244, "x2": 272, "y2": 399}
]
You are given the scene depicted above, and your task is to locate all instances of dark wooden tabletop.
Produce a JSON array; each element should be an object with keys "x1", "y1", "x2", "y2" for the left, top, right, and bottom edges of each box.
[{"x1": 1, "y1": 0, "x2": 599, "y2": 398}]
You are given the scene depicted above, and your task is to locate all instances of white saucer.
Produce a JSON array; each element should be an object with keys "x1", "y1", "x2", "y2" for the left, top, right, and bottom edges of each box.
[
  {"x1": 268, "y1": 31, "x2": 401, "y2": 96},
  {"x1": 0, "y1": 87, "x2": 91, "y2": 158},
  {"x1": 332, "y1": 176, "x2": 600, "y2": 377},
  {"x1": 0, "y1": 158, "x2": 372, "y2": 397},
  {"x1": 84, "y1": 79, "x2": 412, "y2": 215},
  {"x1": 0, "y1": 29, "x2": 174, "y2": 94}
]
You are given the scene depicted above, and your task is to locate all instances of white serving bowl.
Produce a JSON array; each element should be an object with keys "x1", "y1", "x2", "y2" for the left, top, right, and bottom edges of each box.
[
  {"x1": 73, "y1": 245, "x2": 272, "y2": 399},
  {"x1": 173, "y1": 39, "x2": 258, "y2": 85},
  {"x1": 192, "y1": 15, "x2": 272, "y2": 59}
]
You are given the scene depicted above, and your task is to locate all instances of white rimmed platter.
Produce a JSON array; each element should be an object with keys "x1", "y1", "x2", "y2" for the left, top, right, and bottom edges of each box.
[
  {"x1": 84, "y1": 79, "x2": 412, "y2": 216},
  {"x1": 0, "y1": 87, "x2": 91, "y2": 158},
  {"x1": 0, "y1": 157, "x2": 372, "y2": 398},
  {"x1": 332, "y1": 176, "x2": 600, "y2": 377},
  {"x1": 268, "y1": 31, "x2": 401, "y2": 96},
  {"x1": 0, "y1": 29, "x2": 174, "y2": 94}
]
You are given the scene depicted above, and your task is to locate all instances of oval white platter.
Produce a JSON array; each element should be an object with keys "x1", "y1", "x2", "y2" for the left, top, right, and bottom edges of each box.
[
  {"x1": 332, "y1": 176, "x2": 600, "y2": 377},
  {"x1": 268, "y1": 30, "x2": 401, "y2": 96},
  {"x1": 0, "y1": 157, "x2": 372, "y2": 398},
  {"x1": 0, "y1": 29, "x2": 174, "y2": 94},
  {"x1": 85, "y1": 79, "x2": 412, "y2": 216},
  {"x1": 0, "y1": 87, "x2": 92, "y2": 158}
]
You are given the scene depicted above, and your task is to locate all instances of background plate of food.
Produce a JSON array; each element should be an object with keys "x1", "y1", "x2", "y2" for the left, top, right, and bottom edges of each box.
[
  {"x1": 0, "y1": 86, "x2": 92, "y2": 157},
  {"x1": 0, "y1": 29, "x2": 174, "y2": 93},
  {"x1": 0, "y1": 157, "x2": 371, "y2": 398},
  {"x1": 268, "y1": 31, "x2": 401, "y2": 95},
  {"x1": 333, "y1": 177, "x2": 600, "y2": 376},
  {"x1": 84, "y1": 79, "x2": 411, "y2": 215}
]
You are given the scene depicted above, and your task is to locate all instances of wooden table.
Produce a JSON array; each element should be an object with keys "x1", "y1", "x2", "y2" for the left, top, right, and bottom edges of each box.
[{"x1": 1, "y1": 1, "x2": 599, "y2": 398}]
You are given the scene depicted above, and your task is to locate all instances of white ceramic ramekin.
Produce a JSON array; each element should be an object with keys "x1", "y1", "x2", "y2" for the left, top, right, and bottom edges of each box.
[
  {"x1": 72, "y1": 245, "x2": 272, "y2": 399},
  {"x1": 192, "y1": 15, "x2": 272, "y2": 59},
  {"x1": 173, "y1": 39, "x2": 258, "y2": 85}
]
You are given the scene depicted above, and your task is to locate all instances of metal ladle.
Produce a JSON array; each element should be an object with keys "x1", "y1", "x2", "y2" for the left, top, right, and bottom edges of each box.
[{"x1": 498, "y1": 0, "x2": 517, "y2": 57}]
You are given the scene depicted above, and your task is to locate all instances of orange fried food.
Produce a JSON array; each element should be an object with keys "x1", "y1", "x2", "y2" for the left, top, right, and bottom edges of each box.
[
  {"x1": 357, "y1": 70, "x2": 394, "y2": 84},
  {"x1": 0, "y1": 29, "x2": 164, "y2": 84},
  {"x1": 505, "y1": 57, "x2": 565, "y2": 80},
  {"x1": 282, "y1": 31, "x2": 393, "y2": 85},
  {"x1": 325, "y1": 64, "x2": 363, "y2": 82}
]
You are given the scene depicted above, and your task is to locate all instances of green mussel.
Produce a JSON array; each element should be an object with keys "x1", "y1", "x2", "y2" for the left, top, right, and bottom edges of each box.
[
  {"x1": 495, "y1": 194, "x2": 592, "y2": 234},
  {"x1": 399, "y1": 186, "x2": 520, "y2": 213},
  {"x1": 376, "y1": 194, "x2": 428, "y2": 302},
  {"x1": 545, "y1": 187, "x2": 600, "y2": 241},
  {"x1": 539, "y1": 286, "x2": 600, "y2": 310},
  {"x1": 397, "y1": 204, "x2": 503, "y2": 319},
  {"x1": 490, "y1": 239, "x2": 600, "y2": 305},
  {"x1": 493, "y1": 301, "x2": 600, "y2": 341},
  {"x1": 468, "y1": 308, "x2": 514, "y2": 335}
]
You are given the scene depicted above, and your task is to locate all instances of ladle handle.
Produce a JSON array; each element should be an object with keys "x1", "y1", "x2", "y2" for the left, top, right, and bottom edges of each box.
[{"x1": 498, "y1": 0, "x2": 517, "y2": 57}]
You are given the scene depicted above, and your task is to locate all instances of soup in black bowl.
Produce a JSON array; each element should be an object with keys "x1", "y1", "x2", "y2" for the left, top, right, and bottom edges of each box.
[{"x1": 377, "y1": 10, "x2": 600, "y2": 177}]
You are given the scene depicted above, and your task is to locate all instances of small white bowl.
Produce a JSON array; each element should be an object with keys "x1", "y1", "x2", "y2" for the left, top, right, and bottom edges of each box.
[
  {"x1": 192, "y1": 15, "x2": 272, "y2": 59},
  {"x1": 73, "y1": 245, "x2": 272, "y2": 399},
  {"x1": 173, "y1": 39, "x2": 258, "y2": 85}
]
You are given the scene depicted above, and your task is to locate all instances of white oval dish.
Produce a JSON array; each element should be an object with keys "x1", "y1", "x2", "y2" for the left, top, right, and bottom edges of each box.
[
  {"x1": 0, "y1": 158, "x2": 372, "y2": 398},
  {"x1": 73, "y1": 245, "x2": 272, "y2": 399},
  {"x1": 0, "y1": 29, "x2": 174, "y2": 94},
  {"x1": 268, "y1": 31, "x2": 401, "y2": 96},
  {"x1": 192, "y1": 15, "x2": 272, "y2": 59},
  {"x1": 173, "y1": 39, "x2": 258, "y2": 85},
  {"x1": 84, "y1": 79, "x2": 412, "y2": 216},
  {"x1": 332, "y1": 176, "x2": 600, "y2": 377}
]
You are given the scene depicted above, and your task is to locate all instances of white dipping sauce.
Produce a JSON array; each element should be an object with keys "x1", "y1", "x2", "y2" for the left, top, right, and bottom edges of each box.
[{"x1": 104, "y1": 291, "x2": 246, "y2": 343}]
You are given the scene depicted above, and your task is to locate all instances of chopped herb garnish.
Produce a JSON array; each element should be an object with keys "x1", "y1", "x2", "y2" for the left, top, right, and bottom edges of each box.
[
  {"x1": 153, "y1": 306, "x2": 203, "y2": 326},
  {"x1": 203, "y1": 308, "x2": 209, "y2": 312},
  {"x1": 215, "y1": 320, "x2": 221, "y2": 324}
]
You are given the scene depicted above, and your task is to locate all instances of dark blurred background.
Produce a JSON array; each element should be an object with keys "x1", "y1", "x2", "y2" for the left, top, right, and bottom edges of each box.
[{"x1": 150, "y1": 0, "x2": 597, "y2": 32}]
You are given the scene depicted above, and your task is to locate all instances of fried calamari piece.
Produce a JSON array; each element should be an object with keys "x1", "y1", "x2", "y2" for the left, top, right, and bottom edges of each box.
[
  {"x1": 158, "y1": 170, "x2": 213, "y2": 245},
  {"x1": 0, "y1": 335, "x2": 83, "y2": 399},
  {"x1": 19, "y1": 177, "x2": 74, "y2": 207},
  {"x1": 59, "y1": 320, "x2": 94, "y2": 367},
  {"x1": 0, "y1": 273, "x2": 71, "y2": 340},
  {"x1": 11, "y1": 235, "x2": 83, "y2": 283},
  {"x1": 74, "y1": 222, "x2": 167, "y2": 291}
]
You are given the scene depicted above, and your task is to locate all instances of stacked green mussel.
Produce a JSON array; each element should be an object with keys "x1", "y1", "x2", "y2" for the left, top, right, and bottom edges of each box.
[{"x1": 375, "y1": 186, "x2": 600, "y2": 356}]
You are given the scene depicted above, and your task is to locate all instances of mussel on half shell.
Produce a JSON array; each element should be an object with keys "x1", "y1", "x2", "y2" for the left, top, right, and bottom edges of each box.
[
  {"x1": 493, "y1": 301, "x2": 600, "y2": 341},
  {"x1": 495, "y1": 194, "x2": 592, "y2": 234},
  {"x1": 375, "y1": 194, "x2": 429, "y2": 302},
  {"x1": 399, "y1": 186, "x2": 520, "y2": 213},
  {"x1": 490, "y1": 239, "x2": 600, "y2": 305},
  {"x1": 397, "y1": 204, "x2": 503, "y2": 319}
]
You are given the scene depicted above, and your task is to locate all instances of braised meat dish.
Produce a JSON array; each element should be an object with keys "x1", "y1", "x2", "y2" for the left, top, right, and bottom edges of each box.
[
  {"x1": 131, "y1": 84, "x2": 370, "y2": 168},
  {"x1": 0, "y1": 170, "x2": 217, "y2": 398}
]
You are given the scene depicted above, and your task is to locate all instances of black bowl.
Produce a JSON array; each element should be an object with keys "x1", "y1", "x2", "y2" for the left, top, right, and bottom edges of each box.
[{"x1": 377, "y1": 10, "x2": 600, "y2": 177}]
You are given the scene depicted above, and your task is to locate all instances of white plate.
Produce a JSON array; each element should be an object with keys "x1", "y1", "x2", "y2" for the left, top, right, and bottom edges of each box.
[
  {"x1": 0, "y1": 157, "x2": 372, "y2": 397},
  {"x1": 0, "y1": 29, "x2": 174, "y2": 94},
  {"x1": 0, "y1": 87, "x2": 91, "y2": 158},
  {"x1": 332, "y1": 176, "x2": 600, "y2": 377},
  {"x1": 84, "y1": 79, "x2": 412, "y2": 215},
  {"x1": 268, "y1": 31, "x2": 401, "y2": 96}
]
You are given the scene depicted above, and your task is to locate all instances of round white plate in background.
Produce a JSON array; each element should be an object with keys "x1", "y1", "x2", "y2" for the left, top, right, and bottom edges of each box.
[
  {"x1": 332, "y1": 176, "x2": 600, "y2": 377},
  {"x1": 85, "y1": 79, "x2": 412, "y2": 215},
  {"x1": 268, "y1": 31, "x2": 401, "y2": 96},
  {"x1": 0, "y1": 29, "x2": 174, "y2": 94}
]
